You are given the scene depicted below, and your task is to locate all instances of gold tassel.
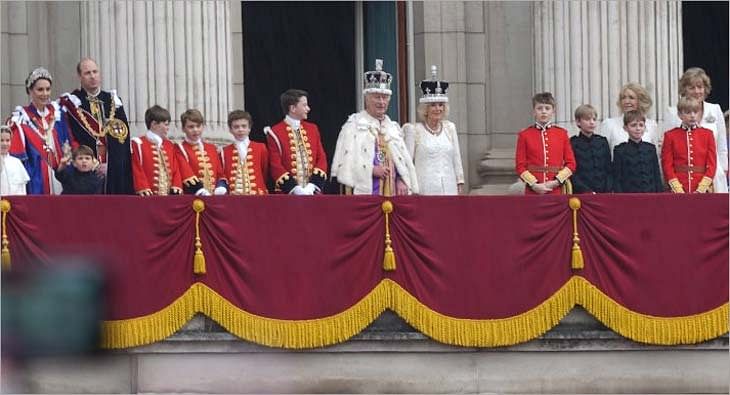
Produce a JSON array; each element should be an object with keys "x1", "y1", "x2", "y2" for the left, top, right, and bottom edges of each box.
[
  {"x1": 192, "y1": 199, "x2": 206, "y2": 274},
  {"x1": 381, "y1": 200, "x2": 396, "y2": 271},
  {"x1": 1, "y1": 199, "x2": 11, "y2": 271},
  {"x1": 569, "y1": 197, "x2": 584, "y2": 270}
]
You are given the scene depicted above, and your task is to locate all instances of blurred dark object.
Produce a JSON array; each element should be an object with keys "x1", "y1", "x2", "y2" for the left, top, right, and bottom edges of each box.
[{"x1": 2, "y1": 257, "x2": 105, "y2": 359}]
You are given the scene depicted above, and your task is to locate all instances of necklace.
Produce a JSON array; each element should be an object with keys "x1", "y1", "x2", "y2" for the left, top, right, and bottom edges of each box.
[{"x1": 424, "y1": 121, "x2": 442, "y2": 135}]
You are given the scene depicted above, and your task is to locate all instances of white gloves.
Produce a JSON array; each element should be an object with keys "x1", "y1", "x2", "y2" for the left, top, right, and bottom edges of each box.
[
  {"x1": 303, "y1": 183, "x2": 318, "y2": 195},
  {"x1": 530, "y1": 183, "x2": 553, "y2": 194},
  {"x1": 291, "y1": 184, "x2": 318, "y2": 195},
  {"x1": 195, "y1": 188, "x2": 211, "y2": 196},
  {"x1": 214, "y1": 186, "x2": 227, "y2": 195},
  {"x1": 291, "y1": 185, "x2": 308, "y2": 195}
]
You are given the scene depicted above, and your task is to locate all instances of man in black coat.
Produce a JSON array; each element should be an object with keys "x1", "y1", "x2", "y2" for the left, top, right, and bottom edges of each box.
[{"x1": 60, "y1": 57, "x2": 133, "y2": 194}]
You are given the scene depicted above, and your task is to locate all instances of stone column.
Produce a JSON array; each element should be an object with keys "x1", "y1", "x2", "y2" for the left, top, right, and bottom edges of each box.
[
  {"x1": 1, "y1": 2, "x2": 81, "y2": 119},
  {"x1": 475, "y1": 2, "x2": 537, "y2": 192},
  {"x1": 80, "y1": 1, "x2": 233, "y2": 139},
  {"x1": 413, "y1": 1, "x2": 471, "y2": 190},
  {"x1": 532, "y1": 0, "x2": 683, "y2": 129}
]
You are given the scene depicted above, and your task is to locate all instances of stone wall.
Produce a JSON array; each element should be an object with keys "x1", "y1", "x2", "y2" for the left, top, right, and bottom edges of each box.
[{"x1": 5, "y1": 310, "x2": 728, "y2": 394}]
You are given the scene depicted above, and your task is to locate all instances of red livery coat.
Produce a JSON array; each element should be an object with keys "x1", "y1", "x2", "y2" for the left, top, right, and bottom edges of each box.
[
  {"x1": 221, "y1": 142, "x2": 269, "y2": 195},
  {"x1": 661, "y1": 126, "x2": 717, "y2": 193},
  {"x1": 131, "y1": 136, "x2": 183, "y2": 195},
  {"x1": 515, "y1": 124, "x2": 577, "y2": 195},
  {"x1": 174, "y1": 140, "x2": 225, "y2": 194},
  {"x1": 266, "y1": 120, "x2": 327, "y2": 193}
]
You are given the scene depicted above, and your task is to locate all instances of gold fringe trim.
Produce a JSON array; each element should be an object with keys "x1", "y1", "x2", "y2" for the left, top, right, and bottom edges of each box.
[
  {"x1": 381, "y1": 200, "x2": 396, "y2": 271},
  {"x1": 102, "y1": 281, "x2": 390, "y2": 349},
  {"x1": 1, "y1": 199, "x2": 10, "y2": 270},
  {"x1": 100, "y1": 277, "x2": 729, "y2": 349},
  {"x1": 388, "y1": 278, "x2": 576, "y2": 347},
  {"x1": 574, "y1": 276, "x2": 729, "y2": 345}
]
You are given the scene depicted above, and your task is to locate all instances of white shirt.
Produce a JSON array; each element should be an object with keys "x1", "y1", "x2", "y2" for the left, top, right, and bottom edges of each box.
[
  {"x1": 146, "y1": 131, "x2": 163, "y2": 148},
  {"x1": 1, "y1": 154, "x2": 30, "y2": 196},
  {"x1": 285, "y1": 115, "x2": 301, "y2": 130},
  {"x1": 234, "y1": 137, "x2": 250, "y2": 161}
]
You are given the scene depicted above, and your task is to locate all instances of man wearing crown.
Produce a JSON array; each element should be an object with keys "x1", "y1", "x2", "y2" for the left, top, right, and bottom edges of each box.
[
  {"x1": 265, "y1": 89, "x2": 328, "y2": 194},
  {"x1": 59, "y1": 57, "x2": 133, "y2": 194},
  {"x1": 331, "y1": 59, "x2": 418, "y2": 195}
]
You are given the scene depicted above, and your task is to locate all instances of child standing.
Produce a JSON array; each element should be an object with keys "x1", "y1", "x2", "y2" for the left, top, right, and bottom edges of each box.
[
  {"x1": 174, "y1": 109, "x2": 227, "y2": 195},
  {"x1": 515, "y1": 92, "x2": 576, "y2": 194},
  {"x1": 221, "y1": 110, "x2": 269, "y2": 195},
  {"x1": 612, "y1": 110, "x2": 664, "y2": 193},
  {"x1": 661, "y1": 97, "x2": 716, "y2": 193},
  {"x1": 131, "y1": 105, "x2": 185, "y2": 196},
  {"x1": 570, "y1": 104, "x2": 612, "y2": 193},
  {"x1": 54, "y1": 145, "x2": 105, "y2": 194},
  {"x1": 0, "y1": 125, "x2": 30, "y2": 195}
]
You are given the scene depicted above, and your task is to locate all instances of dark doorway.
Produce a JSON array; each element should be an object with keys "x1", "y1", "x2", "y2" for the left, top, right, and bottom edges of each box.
[
  {"x1": 242, "y1": 1, "x2": 357, "y2": 168},
  {"x1": 682, "y1": 2, "x2": 729, "y2": 111}
]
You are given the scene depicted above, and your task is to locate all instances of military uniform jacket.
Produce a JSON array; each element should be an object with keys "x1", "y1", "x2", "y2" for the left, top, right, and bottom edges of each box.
[
  {"x1": 131, "y1": 134, "x2": 183, "y2": 195},
  {"x1": 661, "y1": 126, "x2": 717, "y2": 193},
  {"x1": 570, "y1": 132, "x2": 612, "y2": 193},
  {"x1": 59, "y1": 89, "x2": 133, "y2": 194},
  {"x1": 612, "y1": 140, "x2": 664, "y2": 193},
  {"x1": 330, "y1": 110, "x2": 419, "y2": 195},
  {"x1": 221, "y1": 141, "x2": 269, "y2": 195},
  {"x1": 175, "y1": 140, "x2": 225, "y2": 194},
  {"x1": 266, "y1": 120, "x2": 327, "y2": 193},
  {"x1": 515, "y1": 124, "x2": 576, "y2": 195}
]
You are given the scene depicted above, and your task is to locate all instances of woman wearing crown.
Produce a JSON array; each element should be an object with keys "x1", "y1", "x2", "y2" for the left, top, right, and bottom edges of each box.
[
  {"x1": 402, "y1": 66, "x2": 465, "y2": 195},
  {"x1": 7, "y1": 67, "x2": 72, "y2": 194}
]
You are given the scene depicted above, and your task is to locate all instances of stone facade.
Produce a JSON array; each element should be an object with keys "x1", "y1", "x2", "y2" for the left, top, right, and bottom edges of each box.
[{"x1": 1, "y1": 1, "x2": 685, "y2": 193}]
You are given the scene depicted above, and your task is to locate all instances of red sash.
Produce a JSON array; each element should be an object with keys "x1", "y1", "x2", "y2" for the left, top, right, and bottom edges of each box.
[{"x1": 19, "y1": 105, "x2": 62, "y2": 169}]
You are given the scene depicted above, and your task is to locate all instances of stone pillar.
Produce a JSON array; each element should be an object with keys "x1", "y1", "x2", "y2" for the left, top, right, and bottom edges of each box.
[
  {"x1": 230, "y1": 1, "x2": 244, "y2": 111},
  {"x1": 476, "y1": 2, "x2": 536, "y2": 192},
  {"x1": 477, "y1": 0, "x2": 683, "y2": 193},
  {"x1": 532, "y1": 0, "x2": 683, "y2": 129},
  {"x1": 80, "y1": 1, "x2": 233, "y2": 139},
  {"x1": 413, "y1": 1, "x2": 471, "y2": 190},
  {"x1": 1, "y1": 2, "x2": 81, "y2": 119}
]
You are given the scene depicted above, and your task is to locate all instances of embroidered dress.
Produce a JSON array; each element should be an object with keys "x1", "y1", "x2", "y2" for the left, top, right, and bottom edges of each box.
[
  {"x1": 8, "y1": 102, "x2": 71, "y2": 194},
  {"x1": 403, "y1": 121, "x2": 464, "y2": 195}
]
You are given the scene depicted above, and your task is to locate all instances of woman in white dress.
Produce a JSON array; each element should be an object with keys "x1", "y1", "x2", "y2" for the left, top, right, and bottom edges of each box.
[
  {"x1": 599, "y1": 82, "x2": 659, "y2": 156},
  {"x1": 403, "y1": 66, "x2": 464, "y2": 195},
  {"x1": 659, "y1": 67, "x2": 728, "y2": 192}
]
